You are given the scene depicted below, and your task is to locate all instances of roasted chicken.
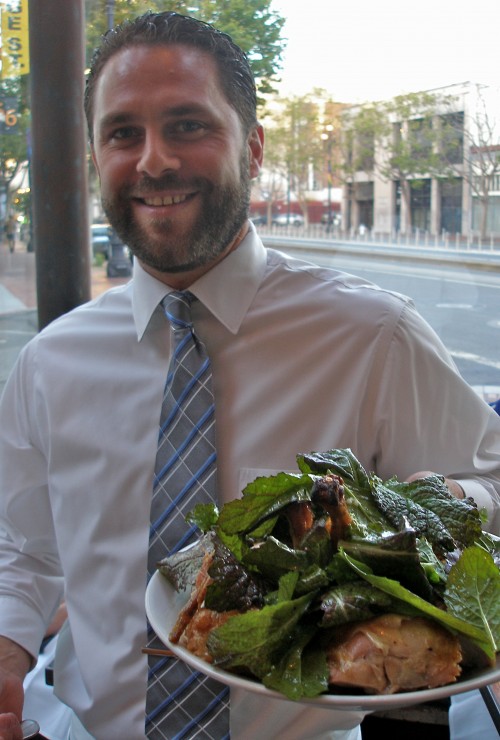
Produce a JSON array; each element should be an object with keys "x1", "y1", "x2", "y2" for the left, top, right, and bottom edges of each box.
[{"x1": 326, "y1": 613, "x2": 462, "y2": 694}]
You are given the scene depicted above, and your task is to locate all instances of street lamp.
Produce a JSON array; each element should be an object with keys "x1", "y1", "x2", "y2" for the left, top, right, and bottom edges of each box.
[{"x1": 321, "y1": 124, "x2": 334, "y2": 230}]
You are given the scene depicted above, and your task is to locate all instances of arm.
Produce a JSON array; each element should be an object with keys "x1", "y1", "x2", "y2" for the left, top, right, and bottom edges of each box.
[
  {"x1": 374, "y1": 302, "x2": 500, "y2": 533},
  {"x1": 0, "y1": 636, "x2": 31, "y2": 739}
]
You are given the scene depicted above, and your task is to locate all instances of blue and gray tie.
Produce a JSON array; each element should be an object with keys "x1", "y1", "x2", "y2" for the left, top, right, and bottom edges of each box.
[{"x1": 146, "y1": 291, "x2": 229, "y2": 739}]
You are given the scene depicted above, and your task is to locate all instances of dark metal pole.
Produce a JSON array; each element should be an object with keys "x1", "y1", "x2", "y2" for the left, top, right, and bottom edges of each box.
[
  {"x1": 106, "y1": 0, "x2": 115, "y2": 30},
  {"x1": 28, "y1": 0, "x2": 91, "y2": 330}
]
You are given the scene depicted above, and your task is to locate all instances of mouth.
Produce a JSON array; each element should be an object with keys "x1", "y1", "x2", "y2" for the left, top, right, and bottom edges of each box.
[{"x1": 140, "y1": 193, "x2": 194, "y2": 207}]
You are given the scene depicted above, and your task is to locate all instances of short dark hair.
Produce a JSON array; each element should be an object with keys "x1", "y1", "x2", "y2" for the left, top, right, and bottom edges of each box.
[{"x1": 84, "y1": 11, "x2": 258, "y2": 140}]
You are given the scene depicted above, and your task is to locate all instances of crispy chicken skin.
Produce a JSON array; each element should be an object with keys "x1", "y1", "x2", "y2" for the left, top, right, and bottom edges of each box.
[
  {"x1": 311, "y1": 474, "x2": 352, "y2": 547},
  {"x1": 169, "y1": 551, "x2": 214, "y2": 643},
  {"x1": 285, "y1": 475, "x2": 352, "y2": 549},
  {"x1": 177, "y1": 607, "x2": 237, "y2": 663},
  {"x1": 169, "y1": 550, "x2": 237, "y2": 660},
  {"x1": 326, "y1": 613, "x2": 462, "y2": 694},
  {"x1": 285, "y1": 501, "x2": 315, "y2": 548}
]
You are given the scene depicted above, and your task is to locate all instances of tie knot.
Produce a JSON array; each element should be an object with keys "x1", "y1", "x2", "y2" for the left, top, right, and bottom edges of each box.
[{"x1": 162, "y1": 291, "x2": 194, "y2": 330}]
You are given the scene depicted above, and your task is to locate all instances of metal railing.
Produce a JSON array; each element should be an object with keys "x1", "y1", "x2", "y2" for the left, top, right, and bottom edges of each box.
[{"x1": 255, "y1": 223, "x2": 500, "y2": 253}]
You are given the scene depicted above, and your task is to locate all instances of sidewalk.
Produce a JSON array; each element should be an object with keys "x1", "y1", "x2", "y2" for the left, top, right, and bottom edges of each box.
[{"x1": 0, "y1": 243, "x2": 130, "y2": 394}]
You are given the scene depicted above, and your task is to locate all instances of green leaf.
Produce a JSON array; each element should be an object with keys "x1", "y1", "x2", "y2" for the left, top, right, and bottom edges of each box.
[
  {"x1": 320, "y1": 581, "x2": 394, "y2": 627},
  {"x1": 339, "y1": 549, "x2": 495, "y2": 659},
  {"x1": 207, "y1": 593, "x2": 314, "y2": 678},
  {"x1": 340, "y1": 529, "x2": 435, "y2": 601},
  {"x1": 370, "y1": 476, "x2": 455, "y2": 552},
  {"x1": 445, "y1": 546, "x2": 500, "y2": 653},
  {"x1": 294, "y1": 564, "x2": 331, "y2": 595},
  {"x1": 263, "y1": 626, "x2": 329, "y2": 700},
  {"x1": 157, "y1": 533, "x2": 215, "y2": 592},
  {"x1": 378, "y1": 474, "x2": 483, "y2": 550},
  {"x1": 242, "y1": 536, "x2": 310, "y2": 581},
  {"x1": 277, "y1": 571, "x2": 299, "y2": 602},
  {"x1": 186, "y1": 502, "x2": 219, "y2": 532},
  {"x1": 217, "y1": 472, "x2": 313, "y2": 535},
  {"x1": 205, "y1": 538, "x2": 266, "y2": 613},
  {"x1": 297, "y1": 448, "x2": 370, "y2": 489}
]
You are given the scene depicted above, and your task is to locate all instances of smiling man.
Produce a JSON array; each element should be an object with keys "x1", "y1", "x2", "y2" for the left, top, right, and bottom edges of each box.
[
  {"x1": 0, "y1": 11, "x2": 499, "y2": 740},
  {"x1": 90, "y1": 41, "x2": 262, "y2": 285}
]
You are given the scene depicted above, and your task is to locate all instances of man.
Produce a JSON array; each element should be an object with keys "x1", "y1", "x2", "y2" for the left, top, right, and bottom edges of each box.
[
  {"x1": 0, "y1": 11, "x2": 498, "y2": 740},
  {"x1": 4, "y1": 215, "x2": 16, "y2": 254}
]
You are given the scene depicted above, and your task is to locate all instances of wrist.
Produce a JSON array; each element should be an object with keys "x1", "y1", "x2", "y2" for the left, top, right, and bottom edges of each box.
[{"x1": 0, "y1": 637, "x2": 31, "y2": 681}]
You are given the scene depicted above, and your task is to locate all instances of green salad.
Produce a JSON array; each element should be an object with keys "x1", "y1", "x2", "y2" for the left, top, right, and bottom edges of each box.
[{"x1": 158, "y1": 448, "x2": 500, "y2": 701}]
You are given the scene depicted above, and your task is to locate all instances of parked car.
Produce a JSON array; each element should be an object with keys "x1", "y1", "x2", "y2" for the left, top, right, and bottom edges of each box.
[
  {"x1": 272, "y1": 213, "x2": 304, "y2": 227},
  {"x1": 91, "y1": 223, "x2": 112, "y2": 259},
  {"x1": 106, "y1": 230, "x2": 132, "y2": 278},
  {"x1": 250, "y1": 213, "x2": 267, "y2": 226}
]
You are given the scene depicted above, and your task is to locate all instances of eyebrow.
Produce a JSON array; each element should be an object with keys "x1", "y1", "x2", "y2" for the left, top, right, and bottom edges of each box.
[{"x1": 98, "y1": 104, "x2": 213, "y2": 133}]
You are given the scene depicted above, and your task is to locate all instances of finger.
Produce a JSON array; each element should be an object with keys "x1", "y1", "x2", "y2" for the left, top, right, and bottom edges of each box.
[{"x1": 0, "y1": 713, "x2": 23, "y2": 740}]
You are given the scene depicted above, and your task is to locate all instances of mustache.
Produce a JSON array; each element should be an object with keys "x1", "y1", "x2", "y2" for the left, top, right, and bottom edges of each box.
[{"x1": 127, "y1": 173, "x2": 211, "y2": 195}]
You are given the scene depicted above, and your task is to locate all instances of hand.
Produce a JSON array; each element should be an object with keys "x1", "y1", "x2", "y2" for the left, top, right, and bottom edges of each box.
[
  {"x1": 0, "y1": 670, "x2": 23, "y2": 740},
  {"x1": 0, "y1": 640, "x2": 34, "y2": 740},
  {"x1": 0, "y1": 667, "x2": 23, "y2": 723},
  {"x1": 0, "y1": 713, "x2": 23, "y2": 740},
  {"x1": 406, "y1": 470, "x2": 465, "y2": 500}
]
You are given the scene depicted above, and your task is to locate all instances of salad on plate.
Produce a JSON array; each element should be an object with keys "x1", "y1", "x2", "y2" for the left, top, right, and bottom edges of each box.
[{"x1": 156, "y1": 448, "x2": 500, "y2": 701}]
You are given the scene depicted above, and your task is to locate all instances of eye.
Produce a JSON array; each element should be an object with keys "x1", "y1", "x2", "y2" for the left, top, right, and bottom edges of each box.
[
  {"x1": 110, "y1": 125, "x2": 142, "y2": 141},
  {"x1": 169, "y1": 120, "x2": 206, "y2": 137}
]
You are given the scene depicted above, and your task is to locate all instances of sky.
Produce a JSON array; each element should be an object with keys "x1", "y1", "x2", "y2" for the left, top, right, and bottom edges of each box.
[{"x1": 270, "y1": 0, "x2": 500, "y2": 103}]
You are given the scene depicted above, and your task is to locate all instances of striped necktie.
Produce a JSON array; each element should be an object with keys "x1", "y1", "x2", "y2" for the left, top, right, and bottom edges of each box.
[{"x1": 146, "y1": 291, "x2": 230, "y2": 740}]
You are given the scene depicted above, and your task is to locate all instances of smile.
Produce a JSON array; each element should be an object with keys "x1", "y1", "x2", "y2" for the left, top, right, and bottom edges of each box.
[{"x1": 142, "y1": 193, "x2": 191, "y2": 207}]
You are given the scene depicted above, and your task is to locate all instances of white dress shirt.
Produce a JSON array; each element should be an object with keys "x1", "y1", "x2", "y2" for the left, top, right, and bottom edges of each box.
[{"x1": 0, "y1": 226, "x2": 499, "y2": 738}]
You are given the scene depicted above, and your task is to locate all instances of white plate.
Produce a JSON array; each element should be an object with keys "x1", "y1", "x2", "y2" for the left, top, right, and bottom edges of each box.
[{"x1": 145, "y1": 569, "x2": 500, "y2": 712}]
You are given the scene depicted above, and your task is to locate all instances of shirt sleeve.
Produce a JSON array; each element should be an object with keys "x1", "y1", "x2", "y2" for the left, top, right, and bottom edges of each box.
[
  {"x1": 372, "y1": 301, "x2": 500, "y2": 535},
  {"x1": 0, "y1": 344, "x2": 64, "y2": 657}
]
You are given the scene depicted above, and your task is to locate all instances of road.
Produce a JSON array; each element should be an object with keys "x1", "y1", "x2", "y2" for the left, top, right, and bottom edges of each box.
[{"x1": 264, "y1": 239, "x2": 500, "y2": 392}]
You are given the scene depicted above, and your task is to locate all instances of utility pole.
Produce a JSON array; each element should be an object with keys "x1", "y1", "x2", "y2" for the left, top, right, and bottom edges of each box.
[
  {"x1": 106, "y1": 0, "x2": 115, "y2": 30},
  {"x1": 28, "y1": 0, "x2": 91, "y2": 330}
]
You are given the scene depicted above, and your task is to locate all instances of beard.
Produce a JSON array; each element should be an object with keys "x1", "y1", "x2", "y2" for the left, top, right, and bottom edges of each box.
[{"x1": 101, "y1": 153, "x2": 251, "y2": 274}]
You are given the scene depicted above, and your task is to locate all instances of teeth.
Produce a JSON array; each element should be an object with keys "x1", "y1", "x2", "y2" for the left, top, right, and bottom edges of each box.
[{"x1": 143, "y1": 194, "x2": 188, "y2": 207}]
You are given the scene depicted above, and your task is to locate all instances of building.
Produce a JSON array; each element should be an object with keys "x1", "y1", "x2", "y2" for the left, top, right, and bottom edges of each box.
[{"x1": 341, "y1": 82, "x2": 500, "y2": 240}]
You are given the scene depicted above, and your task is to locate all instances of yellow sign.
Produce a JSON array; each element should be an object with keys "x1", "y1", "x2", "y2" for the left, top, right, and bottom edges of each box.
[{"x1": 1, "y1": 0, "x2": 30, "y2": 78}]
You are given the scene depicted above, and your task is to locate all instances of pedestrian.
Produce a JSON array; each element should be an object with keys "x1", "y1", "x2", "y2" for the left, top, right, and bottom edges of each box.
[
  {"x1": 4, "y1": 215, "x2": 16, "y2": 254},
  {"x1": 0, "y1": 11, "x2": 499, "y2": 740}
]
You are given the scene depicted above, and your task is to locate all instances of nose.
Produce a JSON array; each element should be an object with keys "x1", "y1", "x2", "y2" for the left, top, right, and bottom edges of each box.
[{"x1": 136, "y1": 130, "x2": 181, "y2": 178}]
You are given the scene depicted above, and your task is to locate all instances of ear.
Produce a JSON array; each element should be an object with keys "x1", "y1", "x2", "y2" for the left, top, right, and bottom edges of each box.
[{"x1": 247, "y1": 124, "x2": 264, "y2": 179}]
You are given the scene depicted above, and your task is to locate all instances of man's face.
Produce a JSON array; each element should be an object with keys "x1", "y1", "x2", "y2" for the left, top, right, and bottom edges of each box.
[{"x1": 91, "y1": 44, "x2": 263, "y2": 281}]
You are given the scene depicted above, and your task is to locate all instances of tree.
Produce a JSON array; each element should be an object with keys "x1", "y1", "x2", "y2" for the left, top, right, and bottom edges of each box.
[
  {"x1": 0, "y1": 75, "x2": 30, "y2": 225},
  {"x1": 269, "y1": 94, "x2": 326, "y2": 224},
  {"x1": 439, "y1": 86, "x2": 500, "y2": 240},
  {"x1": 254, "y1": 113, "x2": 288, "y2": 223},
  {"x1": 340, "y1": 102, "x2": 385, "y2": 181},
  {"x1": 341, "y1": 91, "x2": 458, "y2": 234},
  {"x1": 84, "y1": 0, "x2": 286, "y2": 99},
  {"x1": 378, "y1": 92, "x2": 453, "y2": 234}
]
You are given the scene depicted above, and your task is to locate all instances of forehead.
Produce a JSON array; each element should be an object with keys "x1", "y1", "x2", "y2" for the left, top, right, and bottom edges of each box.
[{"x1": 92, "y1": 43, "x2": 235, "y2": 127}]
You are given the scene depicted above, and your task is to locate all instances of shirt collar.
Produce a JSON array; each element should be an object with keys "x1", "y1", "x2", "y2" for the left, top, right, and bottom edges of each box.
[{"x1": 132, "y1": 223, "x2": 267, "y2": 340}]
